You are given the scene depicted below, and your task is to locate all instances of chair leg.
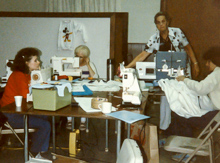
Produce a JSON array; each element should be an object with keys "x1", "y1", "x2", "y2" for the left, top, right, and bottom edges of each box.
[
  {"x1": 177, "y1": 153, "x2": 187, "y2": 163},
  {"x1": 215, "y1": 152, "x2": 220, "y2": 160},
  {"x1": 115, "y1": 120, "x2": 118, "y2": 134},
  {"x1": 0, "y1": 127, "x2": 2, "y2": 140},
  {"x1": 105, "y1": 119, "x2": 109, "y2": 152},
  {"x1": 215, "y1": 135, "x2": 220, "y2": 161},
  {"x1": 86, "y1": 118, "x2": 89, "y2": 133},
  {"x1": 4, "y1": 122, "x2": 34, "y2": 158},
  {"x1": 209, "y1": 136, "x2": 214, "y2": 163},
  {"x1": 71, "y1": 117, "x2": 75, "y2": 131},
  {"x1": 207, "y1": 139, "x2": 212, "y2": 163}
]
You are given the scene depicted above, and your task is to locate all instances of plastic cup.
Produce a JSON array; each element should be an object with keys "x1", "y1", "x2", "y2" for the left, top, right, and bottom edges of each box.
[{"x1": 14, "y1": 96, "x2": 23, "y2": 107}]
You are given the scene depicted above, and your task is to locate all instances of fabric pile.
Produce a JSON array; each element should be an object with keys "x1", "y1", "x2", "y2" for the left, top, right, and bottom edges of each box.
[{"x1": 158, "y1": 79, "x2": 213, "y2": 118}]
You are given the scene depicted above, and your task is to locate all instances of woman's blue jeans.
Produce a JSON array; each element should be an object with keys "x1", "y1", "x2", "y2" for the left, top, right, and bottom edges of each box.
[{"x1": 4, "y1": 113, "x2": 51, "y2": 153}]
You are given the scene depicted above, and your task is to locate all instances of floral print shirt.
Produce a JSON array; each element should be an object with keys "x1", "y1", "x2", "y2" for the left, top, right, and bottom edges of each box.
[{"x1": 144, "y1": 27, "x2": 189, "y2": 53}]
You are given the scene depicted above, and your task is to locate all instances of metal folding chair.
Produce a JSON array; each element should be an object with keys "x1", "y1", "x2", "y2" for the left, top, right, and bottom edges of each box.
[
  {"x1": 164, "y1": 111, "x2": 220, "y2": 163},
  {"x1": 0, "y1": 111, "x2": 35, "y2": 158}
]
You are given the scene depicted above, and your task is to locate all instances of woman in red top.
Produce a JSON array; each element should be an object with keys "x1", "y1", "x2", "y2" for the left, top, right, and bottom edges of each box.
[{"x1": 0, "y1": 47, "x2": 51, "y2": 158}]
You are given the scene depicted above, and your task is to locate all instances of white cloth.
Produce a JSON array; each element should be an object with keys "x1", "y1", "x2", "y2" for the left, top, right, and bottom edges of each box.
[
  {"x1": 158, "y1": 79, "x2": 214, "y2": 118},
  {"x1": 54, "y1": 82, "x2": 72, "y2": 97},
  {"x1": 85, "y1": 80, "x2": 121, "y2": 92},
  {"x1": 46, "y1": 0, "x2": 121, "y2": 12},
  {"x1": 73, "y1": 80, "x2": 121, "y2": 92},
  {"x1": 58, "y1": 20, "x2": 88, "y2": 50}
]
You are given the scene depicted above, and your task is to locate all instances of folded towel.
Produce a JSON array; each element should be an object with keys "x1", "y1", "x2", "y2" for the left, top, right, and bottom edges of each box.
[
  {"x1": 55, "y1": 82, "x2": 72, "y2": 96},
  {"x1": 72, "y1": 85, "x2": 93, "y2": 96},
  {"x1": 30, "y1": 81, "x2": 72, "y2": 97}
]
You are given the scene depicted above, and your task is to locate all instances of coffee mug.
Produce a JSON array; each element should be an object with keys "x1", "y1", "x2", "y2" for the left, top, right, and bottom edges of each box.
[{"x1": 98, "y1": 102, "x2": 112, "y2": 114}]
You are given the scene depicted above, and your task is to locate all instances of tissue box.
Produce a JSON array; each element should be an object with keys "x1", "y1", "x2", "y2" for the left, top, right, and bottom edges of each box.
[{"x1": 32, "y1": 87, "x2": 71, "y2": 111}]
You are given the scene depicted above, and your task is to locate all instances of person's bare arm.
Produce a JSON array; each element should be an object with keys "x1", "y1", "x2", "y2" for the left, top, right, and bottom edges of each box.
[
  {"x1": 85, "y1": 58, "x2": 95, "y2": 77},
  {"x1": 184, "y1": 44, "x2": 200, "y2": 77},
  {"x1": 125, "y1": 51, "x2": 151, "y2": 68}
]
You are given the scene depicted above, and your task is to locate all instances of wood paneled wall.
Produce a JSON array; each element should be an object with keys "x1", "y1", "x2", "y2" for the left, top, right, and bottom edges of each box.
[
  {"x1": 127, "y1": 43, "x2": 154, "y2": 64},
  {"x1": 161, "y1": 0, "x2": 220, "y2": 80}
]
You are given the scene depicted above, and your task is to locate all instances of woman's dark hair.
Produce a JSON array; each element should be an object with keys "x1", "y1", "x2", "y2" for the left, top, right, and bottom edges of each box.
[
  {"x1": 8, "y1": 47, "x2": 41, "y2": 74},
  {"x1": 203, "y1": 47, "x2": 220, "y2": 67},
  {"x1": 154, "y1": 11, "x2": 170, "y2": 24}
]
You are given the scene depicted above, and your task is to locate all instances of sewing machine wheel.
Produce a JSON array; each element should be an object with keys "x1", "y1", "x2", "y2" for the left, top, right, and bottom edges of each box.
[{"x1": 32, "y1": 73, "x2": 40, "y2": 81}]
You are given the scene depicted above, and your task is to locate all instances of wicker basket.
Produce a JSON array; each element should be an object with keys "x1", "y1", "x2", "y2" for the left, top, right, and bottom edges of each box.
[{"x1": 91, "y1": 97, "x2": 108, "y2": 109}]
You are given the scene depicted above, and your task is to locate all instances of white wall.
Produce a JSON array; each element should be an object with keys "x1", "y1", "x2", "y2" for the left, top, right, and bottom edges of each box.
[
  {"x1": 0, "y1": 0, "x2": 161, "y2": 43},
  {"x1": 0, "y1": 0, "x2": 161, "y2": 77},
  {"x1": 0, "y1": 17, "x2": 110, "y2": 78},
  {"x1": 121, "y1": 0, "x2": 161, "y2": 43},
  {"x1": 0, "y1": 0, "x2": 45, "y2": 12}
]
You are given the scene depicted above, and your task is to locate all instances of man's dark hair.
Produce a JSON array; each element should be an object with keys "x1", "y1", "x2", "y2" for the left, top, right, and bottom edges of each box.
[
  {"x1": 9, "y1": 47, "x2": 41, "y2": 74},
  {"x1": 154, "y1": 11, "x2": 170, "y2": 24},
  {"x1": 203, "y1": 47, "x2": 220, "y2": 67}
]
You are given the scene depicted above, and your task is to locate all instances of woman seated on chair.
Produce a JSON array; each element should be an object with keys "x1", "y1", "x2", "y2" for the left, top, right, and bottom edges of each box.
[
  {"x1": 0, "y1": 47, "x2": 51, "y2": 158},
  {"x1": 66, "y1": 45, "x2": 98, "y2": 131},
  {"x1": 174, "y1": 47, "x2": 220, "y2": 137}
]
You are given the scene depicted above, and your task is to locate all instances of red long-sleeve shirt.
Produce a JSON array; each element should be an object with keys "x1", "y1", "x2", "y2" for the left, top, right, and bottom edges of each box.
[{"x1": 0, "y1": 71, "x2": 30, "y2": 107}]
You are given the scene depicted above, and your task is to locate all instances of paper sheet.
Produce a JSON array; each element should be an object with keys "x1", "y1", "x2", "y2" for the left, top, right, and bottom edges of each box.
[
  {"x1": 74, "y1": 97, "x2": 117, "y2": 113},
  {"x1": 74, "y1": 97, "x2": 101, "y2": 113},
  {"x1": 106, "y1": 110, "x2": 150, "y2": 124}
]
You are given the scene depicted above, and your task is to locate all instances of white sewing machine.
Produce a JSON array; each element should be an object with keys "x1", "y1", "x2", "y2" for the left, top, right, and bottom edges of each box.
[
  {"x1": 30, "y1": 67, "x2": 52, "y2": 85},
  {"x1": 120, "y1": 63, "x2": 142, "y2": 105},
  {"x1": 136, "y1": 62, "x2": 156, "y2": 80},
  {"x1": 1, "y1": 60, "x2": 13, "y2": 84},
  {"x1": 27, "y1": 67, "x2": 52, "y2": 102},
  {"x1": 136, "y1": 51, "x2": 188, "y2": 81},
  {"x1": 51, "y1": 56, "x2": 82, "y2": 77}
]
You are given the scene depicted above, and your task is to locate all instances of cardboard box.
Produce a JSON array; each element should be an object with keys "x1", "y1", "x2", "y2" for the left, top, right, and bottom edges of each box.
[{"x1": 32, "y1": 87, "x2": 71, "y2": 111}]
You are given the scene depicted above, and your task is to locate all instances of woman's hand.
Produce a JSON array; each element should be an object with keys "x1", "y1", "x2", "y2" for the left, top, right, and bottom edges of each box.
[
  {"x1": 176, "y1": 75, "x2": 186, "y2": 81},
  {"x1": 117, "y1": 66, "x2": 122, "y2": 77},
  {"x1": 85, "y1": 57, "x2": 90, "y2": 65}
]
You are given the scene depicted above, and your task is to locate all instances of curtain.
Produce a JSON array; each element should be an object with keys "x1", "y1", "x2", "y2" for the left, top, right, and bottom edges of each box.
[{"x1": 46, "y1": 0, "x2": 121, "y2": 12}]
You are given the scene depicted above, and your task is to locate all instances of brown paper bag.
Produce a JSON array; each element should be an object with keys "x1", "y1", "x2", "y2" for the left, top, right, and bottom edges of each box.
[{"x1": 130, "y1": 122, "x2": 159, "y2": 163}]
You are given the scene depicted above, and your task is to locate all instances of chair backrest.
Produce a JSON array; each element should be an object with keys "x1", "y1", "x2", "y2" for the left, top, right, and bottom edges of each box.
[
  {"x1": 213, "y1": 111, "x2": 220, "y2": 122},
  {"x1": 198, "y1": 111, "x2": 220, "y2": 139}
]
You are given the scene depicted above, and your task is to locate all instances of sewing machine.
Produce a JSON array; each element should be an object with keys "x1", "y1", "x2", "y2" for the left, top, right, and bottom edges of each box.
[
  {"x1": 136, "y1": 51, "x2": 187, "y2": 81},
  {"x1": 136, "y1": 61, "x2": 156, "y2": 80},
  {"x1": 31, "y1": 67, "x2": 52, "y2": 85},
  {"x1": 120, "y1": 63, "x2": 142, "y2": 105},
  {"x1": 51, "y1": 56, "x2": 82, "y2": 77},
  {"x1": 156, "y1": 51, "x2": 187, "y2": 80},
  {"x1": 1, "y1": 60, "x2": 13, "y2": 84},
  {"x1": 26, "y1": 67, "x2": 52, "y2": 102}
]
